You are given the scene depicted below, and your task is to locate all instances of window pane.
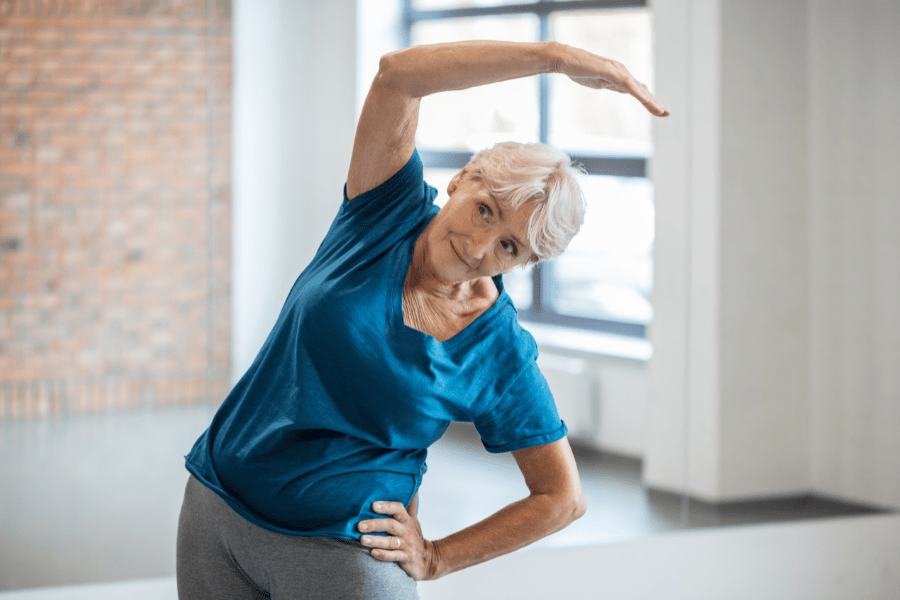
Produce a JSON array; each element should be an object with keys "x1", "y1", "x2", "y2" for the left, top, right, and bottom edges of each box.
[
  {"x1": 549, "y1": 175, "x2": 654, "y2": 325},
  {"x1": 412, "y1": 0, "x2": 538, "y2": 10},
  {"x1": 504, "y1": 263, "x2": 534, "y2": 311},
  {"x1": 549, "y1": 9, "x2": 654, "y2": 156},
  {"x1": 411, "y1": 15, "x2": 540, "y2": 151}
]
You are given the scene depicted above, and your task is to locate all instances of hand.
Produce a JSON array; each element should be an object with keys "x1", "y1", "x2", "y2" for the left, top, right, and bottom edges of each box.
[
  {"x1": 357, "y1": 501, "x2": 439, "y2": 581},
  {"x1": 559, "y1": 45, "x2": 670, "y2": 117}
]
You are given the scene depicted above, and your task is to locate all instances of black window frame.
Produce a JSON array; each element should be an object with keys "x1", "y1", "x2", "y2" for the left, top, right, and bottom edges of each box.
[{"x1": 403, "y1": 0, "x2": 650, "y2": 338}]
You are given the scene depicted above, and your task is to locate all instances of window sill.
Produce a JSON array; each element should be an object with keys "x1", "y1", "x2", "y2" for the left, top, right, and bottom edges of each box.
[{"x1": 522, "y1": 322, "x2": 652, "y2": 362}]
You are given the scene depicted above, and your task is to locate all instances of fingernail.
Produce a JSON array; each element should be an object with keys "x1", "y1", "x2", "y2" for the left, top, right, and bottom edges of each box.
[
  {"x1": 359, "y1": 523, "x2": 368, "y2": 531},
  {"x1": 373, "y1": 502, "x2": 382, "y2": 510}
]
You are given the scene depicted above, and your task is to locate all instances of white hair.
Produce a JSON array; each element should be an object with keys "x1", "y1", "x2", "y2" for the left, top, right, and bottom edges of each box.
[{"x1": 464, "y1": 141, "x2": 586, "y2": 263}]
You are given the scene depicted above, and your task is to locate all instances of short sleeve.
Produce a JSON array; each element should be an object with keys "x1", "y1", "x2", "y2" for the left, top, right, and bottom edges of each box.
[
  {"x1": 338, "y1": 149, "x2": 437, "y2": 230},
  {"x1": 473, "y1": 361, "x2": 568, "y2": 454}
]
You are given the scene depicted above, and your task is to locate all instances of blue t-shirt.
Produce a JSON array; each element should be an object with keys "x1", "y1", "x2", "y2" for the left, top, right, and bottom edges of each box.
[{"x1": 184, "y1": 150, "x2": 567, "y2": 540}]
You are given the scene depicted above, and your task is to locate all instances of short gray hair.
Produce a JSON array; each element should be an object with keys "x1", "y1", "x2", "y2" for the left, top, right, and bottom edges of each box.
[{"x1": 464, "y1": 142, "x2": 586, "y2": 263}]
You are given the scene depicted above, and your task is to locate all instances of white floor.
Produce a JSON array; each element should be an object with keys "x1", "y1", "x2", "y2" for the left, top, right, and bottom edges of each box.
[
  {"x1": 2, "y1": 404, "x2": 897, "y2": 599},
  {"x1": 0, "y1": 403, "x2": 675, "y2": 593},
  {"x1": 0, "y1": 578, "x2": 176, "y2": 600}
]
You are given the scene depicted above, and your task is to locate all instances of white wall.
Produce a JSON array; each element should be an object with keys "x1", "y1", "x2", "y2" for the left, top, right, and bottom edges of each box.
[
  {"x1": 232, "y1": 0, "x2": 357, "y2": 382},
  {"x1": 647, "y1": 0, "x2": 900, "y2": 508},
  {"x1": 808, "y1": 1, "x2": 900, "y2": 509}
]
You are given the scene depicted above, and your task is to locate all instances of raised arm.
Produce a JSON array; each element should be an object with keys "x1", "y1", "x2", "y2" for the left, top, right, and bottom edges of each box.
[
  {"x1": 345, "y1": 41, "x2": 669, "y2": 200},
  {"x1": 357, "y1": 436, "x2": 586, "y2": 580}
]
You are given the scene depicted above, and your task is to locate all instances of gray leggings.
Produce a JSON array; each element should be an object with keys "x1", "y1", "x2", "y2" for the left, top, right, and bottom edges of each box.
[{"x1": 176, "y1": 475, "x2": 419, "y2": 599}]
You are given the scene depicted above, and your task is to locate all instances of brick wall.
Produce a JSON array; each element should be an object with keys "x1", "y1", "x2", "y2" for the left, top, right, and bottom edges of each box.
[{"x1": 0, "y1": 0, "x2": 231, "y2": 419}]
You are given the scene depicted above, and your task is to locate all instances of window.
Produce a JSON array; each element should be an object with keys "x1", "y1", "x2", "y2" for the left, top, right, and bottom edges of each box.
[{"x1": 404, "y1": 0, "x2": 654, "y2": 338}]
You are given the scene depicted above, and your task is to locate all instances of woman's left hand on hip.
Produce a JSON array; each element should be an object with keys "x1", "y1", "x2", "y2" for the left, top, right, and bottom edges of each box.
[{"x1": 358, "y1": 501, "x2": 438, "y2": 580}]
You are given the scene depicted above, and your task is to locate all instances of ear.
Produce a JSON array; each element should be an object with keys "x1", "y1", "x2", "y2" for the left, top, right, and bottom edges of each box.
[{"x1": 447, "y1": 167, "x2": 468, "y2": 196}]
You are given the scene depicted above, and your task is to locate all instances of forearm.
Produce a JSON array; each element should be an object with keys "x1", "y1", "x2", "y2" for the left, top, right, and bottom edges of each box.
[
  {"x1": 427, "y1": 490, "x2": 584, "y2": 579},
  {"x1": 377, "y1": 40, "x2": 565, "y2": 98}
]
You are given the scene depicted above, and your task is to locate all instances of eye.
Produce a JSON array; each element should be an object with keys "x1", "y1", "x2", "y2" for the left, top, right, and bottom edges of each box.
[
  {"x1": 500, "y1": 240, "x2": 518, "y2": 256},
  {"x1": 478, "y1": 204, "x2": 490, "y2": 220}
]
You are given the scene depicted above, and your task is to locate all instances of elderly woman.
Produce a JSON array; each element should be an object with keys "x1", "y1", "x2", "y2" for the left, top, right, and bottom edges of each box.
[{"x1": 176, "y1": 40, "x2": 668, "y2": 599}]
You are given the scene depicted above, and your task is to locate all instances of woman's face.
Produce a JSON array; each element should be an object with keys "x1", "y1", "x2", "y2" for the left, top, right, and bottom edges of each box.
[{"x1": 424, "y1": 170, "x2": 536, "y2": 283}]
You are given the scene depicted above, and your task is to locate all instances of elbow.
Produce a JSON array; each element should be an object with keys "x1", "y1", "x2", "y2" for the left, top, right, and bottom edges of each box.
[
  {"x1": 377, "y1": 51, "x2": 399, "y2": 79},
  {"x1": 570, "y1": 491, "x2": 587, "y2": 522},
  {"x1": 548, "y1": 489, "x2": 586, "y2": 529},
  {"x1": 561, "y1": 485, "x2": 587, "y2": 527},
  {"x1": 375, "y1": 50, "x2": 410, "y2": 93}
]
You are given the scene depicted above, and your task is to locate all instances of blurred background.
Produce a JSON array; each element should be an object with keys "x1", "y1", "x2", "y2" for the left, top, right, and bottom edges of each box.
[
  {"x1": 0, "y1": 0, "x2": 232, "y2": 419},
  {"x1": 1, "y1": 0, "x2": 899, "y2": 597},
  {"x1": 0, "y1": 0, "x2": 232, "y2": 590}
]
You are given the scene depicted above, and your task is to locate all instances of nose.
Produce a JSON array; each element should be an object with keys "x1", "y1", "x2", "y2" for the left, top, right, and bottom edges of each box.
[{"x1": 465, "y1": 230, "x2": 493, "y2": 261}]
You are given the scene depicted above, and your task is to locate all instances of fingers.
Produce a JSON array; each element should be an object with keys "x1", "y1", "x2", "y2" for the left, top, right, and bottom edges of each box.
[
  {"x1": 569, "y1": 72, "x2": 669, "y2": 116},
  {"x1": 606, "y1": 58, "x2": 669, "y2": 116},
  {"x1": 361, "y1": 536, "x2": 407, "y2": 564},
  {"x1": 371, "y1": 500, "x2": 408, "y2": 518},
  {"x1": 358, "y1": 516, "x2": 402, "y2": 536},
  {"x1": 357, "y1": 523, "x2": 409, "y2": 563},
  {"x1": 359, "y1": 527, "x2": 408, "y2": 562},
  {"x1": 356, "y1": 505, "x2": 435, "y2": 580},
  {"x1": 624, "y1": 75, "x2": 670, "y2": 117},
  {"x1": 358, "y1": 500, "x2": 425, "y2": 567},
  {"x1": 358, "y1": 520, "x2": 409, "y2": 563},
  {"x1": 357, "y1": 501, "x2": 409, "y2": 532},
  {"x1": 361, "y1": 533, "x2": 403, "y2": 551},
  {"x1": 574, "y1": 51, "x2": 669, "y2": 116},
  {"x1": 369, "y1": 548, "x2": 406, "y2": 562},
  {"x1": 357, "y1": 503, "x2": 408, "y2": 561}
]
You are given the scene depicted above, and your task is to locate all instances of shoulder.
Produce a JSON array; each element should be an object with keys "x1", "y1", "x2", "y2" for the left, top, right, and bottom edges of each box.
[
  {"x1": 336, "y1": 149, "x2": 438, "y2": 239},
  {"x1": 341, "y1": 149, "x2": 432, "y2": 219}
]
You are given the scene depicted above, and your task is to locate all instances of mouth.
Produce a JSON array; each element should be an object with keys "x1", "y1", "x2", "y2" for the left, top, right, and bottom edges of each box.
[{"x1": 449, "y1": 240, "x2": 472, "y2": 269}]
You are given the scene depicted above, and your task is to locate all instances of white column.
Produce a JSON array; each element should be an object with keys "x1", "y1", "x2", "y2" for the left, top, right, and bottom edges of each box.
[
  {"x1": 808, "y1": 0, "x2": 900, "y2": 509},
  {"x1": 231, "y1": 0, "x2": 357, "y2": 384},
  {"x1": 715, "y1": 0, "x2": 811, "y2": 499},
  {"x1": 647, "y1": 0, "x2": 811, "y2": 501}
]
